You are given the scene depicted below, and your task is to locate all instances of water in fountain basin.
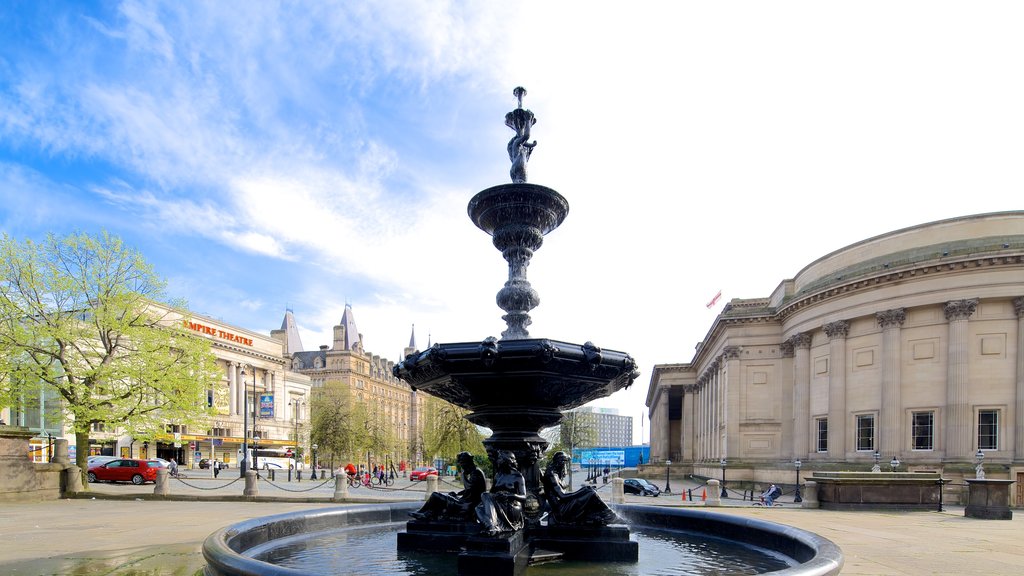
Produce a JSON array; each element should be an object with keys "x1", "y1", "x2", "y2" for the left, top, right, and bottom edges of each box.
[{"x1": 248, "y1": 523, "x2": 793, "y2": 575}]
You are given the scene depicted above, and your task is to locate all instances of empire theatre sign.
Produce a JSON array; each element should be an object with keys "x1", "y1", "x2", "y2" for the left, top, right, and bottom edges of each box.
[{"x1": 183, "y1": 320, "x2": 254, "y2": 347}]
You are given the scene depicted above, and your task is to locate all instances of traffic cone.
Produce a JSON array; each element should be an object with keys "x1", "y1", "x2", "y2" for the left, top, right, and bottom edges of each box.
[{"x1": 701, "y1": 488, "x2": 707, "y2": 501}]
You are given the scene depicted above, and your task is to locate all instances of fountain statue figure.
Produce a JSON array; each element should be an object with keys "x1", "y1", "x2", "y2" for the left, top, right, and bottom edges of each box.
[{"x1": 506, "y1": 86, "x2": 536, "y2": 184}]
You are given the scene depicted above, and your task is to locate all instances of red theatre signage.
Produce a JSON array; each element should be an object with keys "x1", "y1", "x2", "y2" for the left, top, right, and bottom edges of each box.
[{"x1": 184, "y1": 320, "x2": 254, "y2": 347}]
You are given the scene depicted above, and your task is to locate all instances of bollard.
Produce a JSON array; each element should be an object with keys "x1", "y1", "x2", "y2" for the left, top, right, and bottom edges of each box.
[
  {"x1": 154, "y1": 468, "x2": 170, "y2": 495},
  {"x1": 270, "y1": 469, "x2": 275, "y2": 481},
  {"x1": 288, "y1": 468, "x2": 292, "y2": 482},
  {"x1": 424, "y1": 474, "x2": 439, "y2": 501},
  {"x1": 51, "y1": 438, "x2": 71, "y2": 467},
  {"x1": 64, "y1": 465, "x2": 83, "y2": 493},
  {"x1": 687, "y1": 488, "x2": 692, "y2": 501},
  {"x1": 243, "y1": 470, "x2": 259, "y2": 497},
  {"x1": 801, "y1": 480, "x2": 819, "y2": 509},
  {"x1": 333, "y1": 473, "x2": 349, "y2": 502},
  {"x1": 706, "y1": 479, "x2": 722, "y2": 507},
  {"x1": 611, "y1": 477, "x2": 625, "y2": 503}
]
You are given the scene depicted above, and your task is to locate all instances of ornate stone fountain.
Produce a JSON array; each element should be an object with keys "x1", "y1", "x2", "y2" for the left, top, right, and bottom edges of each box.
[
  {"x1": 201, "y1": 88, "x2": 844, "y2": 576},
  {"x1": 393, "y1": 88, "x2": 640, "y2": 574}
]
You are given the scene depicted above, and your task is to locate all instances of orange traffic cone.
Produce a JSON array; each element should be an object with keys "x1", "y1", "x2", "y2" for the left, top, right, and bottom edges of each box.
[{"x1": 701, "y1": 488, "x2": 707, "y2": 501}]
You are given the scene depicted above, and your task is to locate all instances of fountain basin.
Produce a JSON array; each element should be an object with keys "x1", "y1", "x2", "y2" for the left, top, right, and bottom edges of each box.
[{"x1": 202, "y1": 502, "x2": 843, "y2": 576}]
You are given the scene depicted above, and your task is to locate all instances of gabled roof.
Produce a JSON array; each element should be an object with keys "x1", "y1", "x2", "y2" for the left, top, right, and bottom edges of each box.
[
  {"x1": 279, "y1": 309, "x2": 304, "y2": 356},
  {"x1": 338, "y1": 303, "x2": 359, "y2": 351}
]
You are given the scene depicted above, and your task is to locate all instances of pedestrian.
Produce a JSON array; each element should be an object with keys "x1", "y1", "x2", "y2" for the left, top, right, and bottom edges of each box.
[{"x1": 169, "y1": 458, "x2": 178, "y2": 477}]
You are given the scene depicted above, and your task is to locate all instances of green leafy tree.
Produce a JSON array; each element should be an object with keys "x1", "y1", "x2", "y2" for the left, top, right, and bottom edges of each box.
[
  {"x1": 310, "y1": 385, "x2": 365, "y2": 467},
  {"x1": 421, "y1": 395, "x2": 485, "y2": 467},
  {"x1": 549, "y1": 409, "x2": 597, "y2": 460},
  {"x1": 0, "y1": 232, "x2": 219, "y2": 483}
]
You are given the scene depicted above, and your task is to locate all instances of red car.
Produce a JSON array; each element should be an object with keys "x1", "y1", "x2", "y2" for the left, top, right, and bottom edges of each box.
[
  {"x1": 409, "y1": 466, "x2": 438, "y2": 481},
  {"x1": 87, "y1": 458, "x2": 163, "y2": 485}
]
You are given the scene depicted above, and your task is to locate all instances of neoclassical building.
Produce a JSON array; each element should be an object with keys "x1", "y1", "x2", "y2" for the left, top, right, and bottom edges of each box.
[
  {"x1": 647, "y1": 212, "x2": 1023, "y2": 501},
  {"x1": 285, "y1": 304, "x2": 425, "y2": 463},
  {"x1": 3, "y1": 304, "x2": 313, "y2": 467}
]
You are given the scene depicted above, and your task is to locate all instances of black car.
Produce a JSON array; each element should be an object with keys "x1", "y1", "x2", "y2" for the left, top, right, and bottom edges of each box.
[{"x1": 623, "y1": 478, "x2": 661, "y2": 497}]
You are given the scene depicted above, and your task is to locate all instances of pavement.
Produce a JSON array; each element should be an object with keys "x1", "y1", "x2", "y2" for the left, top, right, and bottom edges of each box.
[{"x1": 0, "y1": 473, "x2": 1021, "y2": 575}]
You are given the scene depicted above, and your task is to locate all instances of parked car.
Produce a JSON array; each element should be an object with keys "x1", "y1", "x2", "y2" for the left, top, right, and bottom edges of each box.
[
  {"x1": 623, "y1": 478, "x2": 661, "y2": 497},
  {"x1": 409, "y1": 466, "x2": 438, "y2": 481},
  {"x1": 87, "y1": 455, "x2": 118, "y2": 467},
  {"x1": 87, "y1": 458, "x2": 163, "y2": 485},
  {"x1": 198, "y1": 459, "x2": 229, "y2": 469}
]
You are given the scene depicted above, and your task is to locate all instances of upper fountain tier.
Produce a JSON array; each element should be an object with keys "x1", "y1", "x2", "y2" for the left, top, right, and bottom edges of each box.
[{"x1": 396, "y1": 87, "x2": 638, "y2": 430}]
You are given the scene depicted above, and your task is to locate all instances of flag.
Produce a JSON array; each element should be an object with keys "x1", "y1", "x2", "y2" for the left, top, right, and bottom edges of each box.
[{"x1": 706, "y1": 290, "x2": 722, "y2": 309}]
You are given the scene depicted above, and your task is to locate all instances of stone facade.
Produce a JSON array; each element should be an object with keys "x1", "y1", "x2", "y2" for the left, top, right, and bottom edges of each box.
[
  {"x1": 287, "y1": 305, "x2": 425, "y2": 463},
  {"x1": 646, "y1": 212, "x2": 1024, "y2": 504},
  {"x1": 1, "y1": 304, "x2": 313, "y2": 468}
]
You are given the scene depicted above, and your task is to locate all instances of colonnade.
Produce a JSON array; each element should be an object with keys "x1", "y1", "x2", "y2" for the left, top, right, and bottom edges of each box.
[
  {"x1": 225, "y1": 362, "x2": 282, "y2": 419},
  {"x1": 653, "y1": 296, "x2": 1024, "y2": 465}
]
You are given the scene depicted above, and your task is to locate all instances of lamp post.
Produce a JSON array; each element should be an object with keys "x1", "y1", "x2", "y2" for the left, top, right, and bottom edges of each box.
[
  {"x1": 890, "y1": 455, "x2": 900, "y2": 472},
  {"x1": 311, "y1": 444, "x2": 318, "y2": 480},
  {"x1": 252, "y1": 434, "x2": 260, "y2": 473},
  {"x1": 720, "y1": 458, "x2": 728, "y2": 498},
  {"x1": 793, "y1": 459, "x2": 803, "y2": 503},
  {"x1": 239, "y1": 365, "x2": 249, "y2": 477},
  {"x1": 664, "y1": 459, "x2": 672, "y2": 494},
  {"x1": 292, "y1": 397, "x2": 305, "y2": 474}
]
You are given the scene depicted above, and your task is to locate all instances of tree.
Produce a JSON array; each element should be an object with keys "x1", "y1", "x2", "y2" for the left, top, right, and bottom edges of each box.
[
  {"x1": 549, "y1": 409, "x2": 597, "y2": 460},
  {"x1": 0, "y1": 231, "x2": 219, "y2": 483},
  {"x1": 310, "y1": 385, "x2": 366, "y2": 466},
  {"x1": 421, "y1": 395, "x2": 485, "y2": 467}
]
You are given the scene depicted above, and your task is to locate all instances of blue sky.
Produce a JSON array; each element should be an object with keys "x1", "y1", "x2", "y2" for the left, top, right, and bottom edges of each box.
[{"x1": 2, "y1": 2, "x2": 1022, "y2": 442}]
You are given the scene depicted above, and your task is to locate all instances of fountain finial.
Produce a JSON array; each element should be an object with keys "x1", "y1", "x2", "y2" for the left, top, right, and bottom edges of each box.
[{"x1": 505, "y1": 86, "x2": 536, "y2": 183}]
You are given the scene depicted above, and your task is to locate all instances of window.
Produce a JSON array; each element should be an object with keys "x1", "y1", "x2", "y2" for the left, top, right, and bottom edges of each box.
[
  {"x1": 978, "y1": 409, "x2": 998, "y2": 450},
  {"x1": 816, "y1": 418, "x2": 828, "y2": 453},
  {"x1": 912, "y1": 411, "x2": 934, "y2": 450},
  {"x1": 855, "y1": 414, "x2": 875, "y2": 451}
]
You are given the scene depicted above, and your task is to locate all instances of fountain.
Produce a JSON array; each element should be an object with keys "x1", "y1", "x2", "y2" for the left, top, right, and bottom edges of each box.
[{"x1": 202, "y1": 88, "x2": 844, "y2": 576}]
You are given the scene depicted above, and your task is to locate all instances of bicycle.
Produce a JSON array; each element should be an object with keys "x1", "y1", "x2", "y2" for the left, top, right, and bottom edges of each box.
[
  {"x1": 372, "y1": 474, "x2": 395, "y2": 487},
  {"x1": 346, "y1": 474, "x2": 361, "y2": 489},
  {"x1": 169, "y1": 468, "x2": 188, "y2": 479}
]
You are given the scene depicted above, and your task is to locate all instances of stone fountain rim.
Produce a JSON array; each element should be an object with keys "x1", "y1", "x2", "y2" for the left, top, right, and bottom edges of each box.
[{"x1": 201, "y1": 501, "x2": 843, "y2": 576}]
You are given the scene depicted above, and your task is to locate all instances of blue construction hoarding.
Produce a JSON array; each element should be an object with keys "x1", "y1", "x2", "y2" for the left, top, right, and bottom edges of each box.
[{"x1": 575, "y1": 445, "x2": 649, "y2": 468}]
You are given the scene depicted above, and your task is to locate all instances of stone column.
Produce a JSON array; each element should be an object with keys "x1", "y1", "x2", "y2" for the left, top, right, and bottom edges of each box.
[
  {"x1": 823, "y1": 320, "x2": 850, "y2": 460},
  {"x1": 682, "y1": 385, "x2": 695, "y2": 462},
  {"x1": 658, "y1": 386, "x2": 670, "y2": 460},
  {"x1": 723, "y1": 346, "x2": 741, "y2": 460},
  {"x1": 228, "y1": 362, "x2": 237, "y2": 416},
  {"x1": 1014, "y1": 297, "x2": 1024, "y2": 461},
  {"x1": 697, "y1": 380, "x2": 705, "y2": 461},
  {"x1": 945, "y1": 299, "x2": 978, "y2": 461},
  {"x1": 790, "y1": 333, "x2": 812, "y2": 459},
  {"x1": 877, "y1": 309, "x2": 906, "y2": 457}
]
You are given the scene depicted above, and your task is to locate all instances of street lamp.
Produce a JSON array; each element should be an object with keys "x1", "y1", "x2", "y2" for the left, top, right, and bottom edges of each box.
[
  {"x1": 252, "y1": 434, "x2": 260, "y2": 473},
  {"x1": 720, "y1": 458, "x2": 728, "y2": 498},
  {"x1": 239, "y1": 365, "x2": 249, "y2": 477},
  {"x1": 794, "y1": 459, "x2": 803, "y2": 503},
  {"x1": 664, "y1": 459, "x2": 672, "y2": 494},
  {"x1": 890, "y1": 455, "x2": 900, "y2": 472},
  {"x1": 292, "y1": 397, "x2": 305, "y2": 473},
  {"x1": 311, "y1": 444, "x2": 318, "y2": 480}
]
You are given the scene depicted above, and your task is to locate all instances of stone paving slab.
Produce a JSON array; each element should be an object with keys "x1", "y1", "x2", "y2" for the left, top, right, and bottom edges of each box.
[{"x1": 1, "y1": 479, "x2": 1021, "y2": 575}]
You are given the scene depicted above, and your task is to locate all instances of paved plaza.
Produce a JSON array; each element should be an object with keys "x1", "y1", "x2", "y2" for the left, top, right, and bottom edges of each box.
[{"x1": 0, "y1": 473, "x2": 1021, "y2": 575}]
